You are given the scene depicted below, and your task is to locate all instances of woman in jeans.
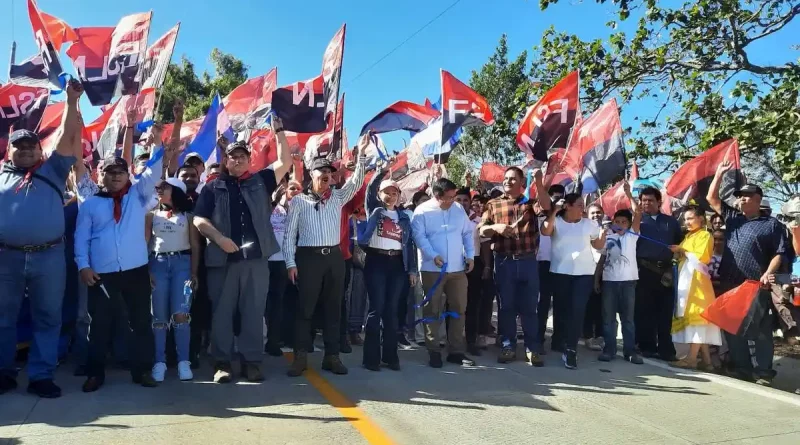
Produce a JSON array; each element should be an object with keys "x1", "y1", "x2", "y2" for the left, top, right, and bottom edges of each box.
[
  {"x1": 541, "y1": 193, "x2": 606, "y2": 369},
  {"x1": 145, "y1": 178, "x2": 201, "y2": 381},
  {"x1": 358, "y1": 166, "x2": 418, "y2": 371}
]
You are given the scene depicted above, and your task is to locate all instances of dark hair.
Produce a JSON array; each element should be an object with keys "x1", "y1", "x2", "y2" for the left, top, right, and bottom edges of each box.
[
  {"x1": 639, "y1": 186, "x2": 662, "y2": 202},
  {"x1": 683, "y1": 204, "x2": 705, "y2": 220},
  {"x1": 134, "y1": 152, "x2": 150, "y2": 164},
  {"x1": 557, "y1": 193, "x2": 583, "y2": 218},
  {"x1": 613, "y1": 209, "x2": 633, "y2": 223},
  {"x1": 489, "y1": 188, "x2": 503, "y2": 199},
  {"x1": 431, "y1": 178, "x2": 458, "y2": 198},
  {"x1": 161, "y1": 184, "x2": 193, "y2": 214},
  {"x1": 710, "y1": 213, "x2": 723, "y2": 222},
  {"x1": 456, "y1": 187, "x2": 471, "y2": 198},
  {"x1": 207, "y1": 163, "x2": 221, "y2": 170},
  {"x1": 504, "y1": 166, "x2": 525, "y2": 181},
  {"x1": 177, "y1": 164, "x2": 199, "y2": 176},
  {"x1": 548, "y1": 184, "x2": 566, "y2": 196},
  {"x1": 472, "y1": 194, "x2": 488, "y2": 204}
]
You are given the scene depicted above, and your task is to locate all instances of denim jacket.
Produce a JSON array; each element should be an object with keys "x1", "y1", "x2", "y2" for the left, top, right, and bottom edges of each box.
[{"x1": 357, "y1": 170, "x2": 418, "y2": 274}]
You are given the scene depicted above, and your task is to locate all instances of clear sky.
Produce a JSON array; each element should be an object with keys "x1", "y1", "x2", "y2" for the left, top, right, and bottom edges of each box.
[{"x1": 3, "y1": 0, "x2": 798, "y2": 161}]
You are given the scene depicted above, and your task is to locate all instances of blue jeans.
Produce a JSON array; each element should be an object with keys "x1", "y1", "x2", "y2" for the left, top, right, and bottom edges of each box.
[
  {"x1": 150, "y1": 254, "x2": 192, "y2": 364},
  {"x1": 551, "y1": 274, "x2": 594, "y2": 351},
  {"x1": 362, "y1": 253, "x2": 406, "y2": 366},
  {"x1": 494, "y1": 254, "x2": 539, "y2": 350},
  {"x1": 601, "y1": 281, "x2": 637, "y2": 356},
  {"x1": 0, "y1": 246, "x2": 65, "y2": 381},
  {"x1": 347, "y1": 267, "x2": 368, "y2": 333}
]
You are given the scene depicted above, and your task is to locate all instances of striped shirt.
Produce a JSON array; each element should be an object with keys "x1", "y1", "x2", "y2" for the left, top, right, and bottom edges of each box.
[{"x1": 283, "y1": 157, "x2": 367, "y2": 269}]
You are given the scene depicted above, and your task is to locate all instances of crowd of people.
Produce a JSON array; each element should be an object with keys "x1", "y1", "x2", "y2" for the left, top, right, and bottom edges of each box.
[{"x1": 1, "y1": 81, "x2": 799, "y2": 400}]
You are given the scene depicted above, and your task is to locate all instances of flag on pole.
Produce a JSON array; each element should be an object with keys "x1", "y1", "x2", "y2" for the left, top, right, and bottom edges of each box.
[
  {"x1": 223, "y1": 67, "x2": 278, "y2": 132},
  {"x1": 0, "y1": 83, "x2": 49, "y2": 137},
  {"x1": 26, "y1": 0, "x2": 66, "y2": 90},
  {"x1": 440, "y1": 69, "x2": 494, "y2": 145},
  {"x1": 66, "y1": 26, "x2": 116, "y2": 105},
  {"x1": 39, "y1": 11, "x2": 78, "y2": 51},
  {"x1": 179, "y1": 94, "x2": 222, "y2": 164},
  {"x1": 360, "y1": 100, "x2": 440, "y2": 136},
  {"x1": 664, "y1": 139, "x2": 743, "y2": 212},
  {"x1": 516, "y1": 71, "x2": 580, "y2": 162},
  {"x1": 109, "y1": 12, "x2": 152, "y2": 98},
  {"x1": 9, "y1": 54, "x2": 52, "y2": 89},
  {"x1": 135, "y1": 23, "x2": 180, "y2": 91},
  {"x1": 271, "y1": 74, "x2": 327, "y2": 133},
  {"x1": 322, "y1": 24, "x2": 345, "y2": 122}
]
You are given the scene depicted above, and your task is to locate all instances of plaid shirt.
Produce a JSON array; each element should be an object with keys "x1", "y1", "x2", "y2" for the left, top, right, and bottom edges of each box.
[
  {"x1": 718, "y1": 204, "x2": 788, "y2": 285},
  {"x1": 480, "y1": 195, "x2": 538, "y2": 256}
]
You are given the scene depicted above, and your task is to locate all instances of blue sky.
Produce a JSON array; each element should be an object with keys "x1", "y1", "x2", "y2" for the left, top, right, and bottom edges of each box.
[{"x1": 3, "y1": 0, "x2": 798, "y2": 164}]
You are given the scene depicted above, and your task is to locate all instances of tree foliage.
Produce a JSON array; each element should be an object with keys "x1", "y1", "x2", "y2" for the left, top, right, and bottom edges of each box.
[
  {"x1": 156, "y1": 48, "x2": 248, "y2": 123},
  {"x1": 534, "y1": 0, "x2": 800, "y2": 200}
]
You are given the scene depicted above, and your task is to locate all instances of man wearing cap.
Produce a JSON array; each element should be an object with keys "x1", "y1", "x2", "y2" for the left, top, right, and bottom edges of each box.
[
  {"x1": 0, "y1": 81, "x2": 83, "y2": 398},
  {"x1": 75, "y1": 137, "x2": 174, "y2": 392},
  {"x1": 283, "y1": 135, "x2": 369, "y2": 377},
  {"x1": 708, "y1": 162, "x2": 788, "y2": 385},
  {"x1": 193, "y1": 118, "x2": 292, "y2": 383}
]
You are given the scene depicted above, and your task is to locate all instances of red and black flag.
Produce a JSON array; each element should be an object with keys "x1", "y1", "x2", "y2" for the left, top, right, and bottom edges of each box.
[
  {"x1": 271, "y1": 74, "x2": 327, "y2": 133},
  {"x1": 360, "y1": 100, "x2": 440, "y2": 136},
  {"x1": 440, "y1": 69, "x2": 494, "y2": 145},
  {"x1": 0, "y1": 83, "x2": 49, "y2": 136},
  {"x1": 109, "y1": 12, "x2": 152, "y2": 98},
  {"x1": 27, "y1": 0, "x2": 66, "y2": 90},
  {"x1": 701, "y1": 280, "x2": 771, "y2": 339},
  {"x1": 664, "y1": 139, "x2": 743, "y2": 212},
  {"x1": 561, "y1": 99, "x2": 626, "y2": 194},
  {"x1": 322, "y1": 24, "x2": 345, "y2": 123},
  {"x1": 66, "y1": 26, "x2": 115, "y2": 105},
  {"x1": 9, "y1": 54, "x2": 52, "y2": 89},
  {"x1": 516, "y1": 71, "x2": 580, "y2": 162},
  {"x1": 134, "y1": 23, "x2": 180, "y2": 92},
  {"x1": 479, "y1": 162, "x2": 506, "y2": 191},
  {"x1": 223, "y1": 67, "x2": 277, "y2": 132}
]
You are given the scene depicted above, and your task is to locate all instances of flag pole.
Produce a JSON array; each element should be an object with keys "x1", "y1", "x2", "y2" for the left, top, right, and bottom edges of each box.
[{"x1": 7, "y1": 41, "x2": 16, "y2": 84}]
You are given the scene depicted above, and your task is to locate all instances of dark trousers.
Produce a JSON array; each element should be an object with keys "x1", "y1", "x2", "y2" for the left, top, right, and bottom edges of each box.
[
  {"x1": 397, "y1": 278, "x2": 411, "y2": 334},
  {"x1": 362, "y1": 253, "x2": 405, "y2": 366},
  {"x1": 189, "y1": 254, "x2": 210, "y2": 363},
  {"x1": 634, "y1": 266, "x2": 676, "y2": 358},
  {"x1": 536, "y1": 261, "x2": 560, "y2": 346},
  {"x1": 494, "y1": 254, "x2": 539, "y2": 350},
  {"x1": 266, "y1": 260, "x2": 288, "y2": 347},
  {"x1": 466, "y1": 257, "x2": 494, "y2": 345},
  {"x1": 86, "y1": 265, "x2": 154, "y2": 379},
  {"x1": 341, "y1": 259, "x2": 352, "y2": 338},
  {"x1": 583, "y1": 290, "x2": 604, "y2": 339},
  {"x1": 551, "y1": 274, "x2": 593, "y2": 351},
  {"x1": 295, "y1": 247, "x2": 345, "y2": 354}
]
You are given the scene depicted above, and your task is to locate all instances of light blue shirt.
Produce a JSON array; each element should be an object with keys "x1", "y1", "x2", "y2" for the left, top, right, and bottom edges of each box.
[
  {"x1": 74, "y1": 157, "x2": 163, "y2": 273},
  {"x1": 411, "y1": 199, "x2": 474, "y2": 273}
]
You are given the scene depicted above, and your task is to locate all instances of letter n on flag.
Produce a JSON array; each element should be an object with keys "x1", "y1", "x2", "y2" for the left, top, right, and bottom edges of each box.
[
  {"x1": 271, "y1": 75, "x2": 327, "y2": 133},
  {"x1": 664, "y1": 139, "x2": 744, "y2": 212},
  {"x1": 440, "y1": 69, "x2": 494, "y2": 145},
  {"x1": 516, "y1": 71, "x2": 579, "y2": 162}
]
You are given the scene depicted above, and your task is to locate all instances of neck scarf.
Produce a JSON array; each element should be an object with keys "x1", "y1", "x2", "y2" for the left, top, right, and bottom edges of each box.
[
  {"x1": 2, "y1": 160, "x2": 44, "y2": 194},
  {"x1": 307, "y1": 188, "x2": 332, "y2": 211},
  {"x1": 96, "y1": 183, "x2": 132, "y2": 223}
]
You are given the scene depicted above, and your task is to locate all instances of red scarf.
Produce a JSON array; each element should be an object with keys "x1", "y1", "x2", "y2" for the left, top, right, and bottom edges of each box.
[
  {"x1": 236, "y1": 171, "x2": 253, "y2": 182},
  {"x1": 13, "y1": 160, "x2": 44, "y2": 194},
  {"x1": 97, "y1": 184, "x2": 132, "y2": 223}
]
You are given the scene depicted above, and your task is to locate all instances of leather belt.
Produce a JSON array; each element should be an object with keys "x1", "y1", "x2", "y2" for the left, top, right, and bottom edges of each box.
[
  {"x1": 496, "y1": 251, "x2": 537, "y2": 261},
  {"x1": 299, "y1": 246, "x2": 339, "y2": 256},
  {"x1": 367, "y1": 247, "x2": 403, "y2": 257},
  {"x1": 639, "y1": 258, "x2": 669, "y2": 271},
  {"x1": 0, "y1": 238, "x2": 63, "y2": 253},
  {"x1": 154, "y1": 249, "x2": 192, "y2": 257}
]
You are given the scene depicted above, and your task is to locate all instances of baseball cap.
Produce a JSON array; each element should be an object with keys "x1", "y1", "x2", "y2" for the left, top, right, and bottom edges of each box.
[
  {"x1": 9, "y1": 129, "x2": 40, "y2": 145},
  {"x1": 184, "y1": 152, "x2": 204, "y2": 163},
  {"x1": 379, "y1": 179, "x2": 400, "y2": 193},
  {"x1": 101, "y1": 156, "x2": 129, "y2": 173},
  {"x1": 733, "y1": 184, "x2": 763, "y2": 197},
  {"x1": 310, "y1": 157, "x2": 337, "y2": 173},
  {"x1": 163, "y1": 177, "x2": 187, "y2": 194},
  {"x1": 224, "y1": 141, "x2": 250, "y2": 156}
]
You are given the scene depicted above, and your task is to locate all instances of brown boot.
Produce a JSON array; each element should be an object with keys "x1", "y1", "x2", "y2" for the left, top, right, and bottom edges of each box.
[
  {"x1": 240, "y1": 363, "x2": 265, "y2": 382},
  {"x1": 321, "y1": 354, "x2": 348, "y2": 375},
  {"x1": 287, "y1": 351, "x2": 308, "y2": 377}
]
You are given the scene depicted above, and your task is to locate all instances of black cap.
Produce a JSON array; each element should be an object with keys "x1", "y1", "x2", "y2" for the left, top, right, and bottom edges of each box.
[
  {"x1": 101, "y1": 156, "x2": 129, "y2": 173},
  {"x1": 9, "y1": 129, "x2": 40, "y2": 145},
  {"x1": 733, "y1": 184, "x2": 763, "y2": 197},
  {"x1": 310, "y1": 157, "x2": 337, "y2": 173},
  {"x1": 225, "y1": 141, "x2": 250, "y2": 156}
]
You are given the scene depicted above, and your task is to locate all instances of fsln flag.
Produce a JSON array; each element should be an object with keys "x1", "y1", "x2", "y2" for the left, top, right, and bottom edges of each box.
[
  {"x1": 331, "y1": 93, "x2": 345, "y2": 156},
  {"x1": 271, "y1": 74, "x2": 327, "y2": 133},
  {"x1": 479, "y1": 162, "x2": 506, "y2": 191},
  {"x1": 39, "y1": 11, "x2": 78, "y2": 51},
  {"x1": 360, "y1": 100, "x2": 440, "y2": 136},
  {"x1": 561, "y1": 99, "x2": 626, "y2": 194},
  {"x1": 109, "y1": 12, "x2": 152, "y2": 98},
  {"x1": 180, "y1": 93, "x2": 222, "y2": 164},
  {"x1": 0, "y1": 83, "x2": 49, "y2": 136},
  {"x1": 66, "y1": 26, "x2": 116, "y2": 105},
  {"x1": 440, "y1": 69, "x2": 494, "y2": 145},
  {"x1": 701, "y1": 280, "x2": 770, "y2": 339},
  {"x1": 223, "y1": 67, "x2": 278, "y2": 132},
  {"x1": 516, "y1": 71, "x2": 580, "y2": 162},
  {"x1": 94, "y1": 88, "x2": 156, "y2": 158},
  {"x1": 135, "y1": 23, "x2": 179, "y2": 92},
  {"x1": 82, "y1": 101, "x2": 118, "y2": 158},
  {"x1": 9, "y1": 54, "x2": 51, "y2": 89},
  {"x1": 27, "y1": 0, "x2": 66, "y2": 90},
  {"x1": 664, "y1": 139, "x2": 743, "y2": 212},
  {"x1": 322, "y1": 24, "x2": 345, "y2": 122}
]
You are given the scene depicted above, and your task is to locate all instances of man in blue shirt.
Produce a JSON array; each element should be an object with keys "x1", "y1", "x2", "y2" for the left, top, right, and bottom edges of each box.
[
  {"x1": 75, "y1": 146, "x2": 168, "y2": 392},
  {"x1": 634, "y1": 187, "x2": 683, "y2": 361},
  {"x1": 0, "y1": 81, "x2": 83, "y2": 398}
]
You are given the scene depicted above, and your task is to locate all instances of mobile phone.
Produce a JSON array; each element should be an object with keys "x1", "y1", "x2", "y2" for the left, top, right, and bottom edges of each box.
[{"x1": 773, "y1": 274, "x2": 793, "y2": 286}]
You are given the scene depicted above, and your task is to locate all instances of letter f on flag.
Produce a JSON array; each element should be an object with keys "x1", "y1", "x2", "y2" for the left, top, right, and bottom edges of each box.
[{"x1": 440, "y1": 69, "x2": 493, "y2": 145}]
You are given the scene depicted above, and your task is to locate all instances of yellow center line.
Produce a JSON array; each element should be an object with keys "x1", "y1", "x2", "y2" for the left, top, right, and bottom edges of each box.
[{"x1": 284, "y1": 352, "x2": 396, "y2": 445}]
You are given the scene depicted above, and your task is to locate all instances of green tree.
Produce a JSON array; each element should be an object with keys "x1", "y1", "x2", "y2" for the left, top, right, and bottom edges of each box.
[
  {"x1": 453, "y1": 35, "x2": 530, "y2": 171},
  {"x1": 156, "y1": 48, "x2": 248, "y2": 123},
  {"x1": 534, "y1": 0, "x2": 800, "y2": 200}
]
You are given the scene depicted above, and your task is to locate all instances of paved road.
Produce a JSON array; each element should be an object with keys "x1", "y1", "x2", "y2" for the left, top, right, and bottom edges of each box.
[{"x1": 2, "y1": 343, "x2": 800, "y2": 445}]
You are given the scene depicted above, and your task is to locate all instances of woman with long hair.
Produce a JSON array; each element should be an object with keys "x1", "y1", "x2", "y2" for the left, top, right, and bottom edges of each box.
[
  {"x1": 358, "y1": 164, "x2": 418, "y2": 371},
  {"x1": 145, "y1": 178, "x2": 201, "y2": 381},
  {"x1": 541, "y1": 193, "x2": 607, "y2": 369},
  {"x1": 669, "y1": 205, "x2": 722, "y2": 371}
]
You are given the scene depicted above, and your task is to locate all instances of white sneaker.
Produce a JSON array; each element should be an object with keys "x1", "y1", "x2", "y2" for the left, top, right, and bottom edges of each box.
[
  {"x1": 152, "y1": 362, "x2": 167, "y2": 382},
  {"x1": 178, "y1": 361, "x2": 193, "y2": 381},
  {"x1": 586, "y1": 337, "x2": 603, "y2": 352}
]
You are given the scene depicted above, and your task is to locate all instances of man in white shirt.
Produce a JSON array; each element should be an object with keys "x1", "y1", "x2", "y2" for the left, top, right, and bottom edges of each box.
[{"x1": 411, "y1": 178, "x2": 475, "y2": 368}]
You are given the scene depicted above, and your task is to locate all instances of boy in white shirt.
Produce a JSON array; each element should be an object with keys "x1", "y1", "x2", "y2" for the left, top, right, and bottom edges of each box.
[{"x1": 595, "y1": 182, "x2": 644, "y2": 364}]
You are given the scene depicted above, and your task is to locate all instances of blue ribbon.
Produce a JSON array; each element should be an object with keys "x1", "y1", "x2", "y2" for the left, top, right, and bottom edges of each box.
[
  {"x1": 136, "y1": 120, "x2": 155, "y2": 132},
  {"x1": 414, "y1": 311, "x2": 459, "y2": 326},
  {"x1": 415, "y1": 262, "x2": 448, "y2": 309},
  {"x1": 611, "y1": 225, "x2": 672, "y2": 248},
  {"x1": 49, "y1": 73, "x2": 71, "y2": 95}
]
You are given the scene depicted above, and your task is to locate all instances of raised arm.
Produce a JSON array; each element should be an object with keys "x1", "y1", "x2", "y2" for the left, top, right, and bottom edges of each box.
[
  {"x1": 534, "y1": 169, "x2": 551, "y2": 213},
  {"x1": 133, "y1": 144, "x2": 165, "y2": 199},
  {"x1": 623, "y1": 181, "x2": 642, "y2": 233},
  {"x1": 269, "y1": 117, "x2": 292, "y2": 180},
  {"x1": 55, "y1": 80, "x2": 83, "y2": 158},
  {"x1": 540, "y1": 206, "x2": 558, "y2": 236},
  {"x1": 335, "y1": 136, "x2": 368, "y2": 203},
  {"x1": 707, "y1": 160, "x2": 733, "y2": 216},
  {"x1": 121, "y1": 108, "x2": 136, "y2": 167},
  {"x1": 365, "y1": 166, "x2": 387, "y2": 214}
]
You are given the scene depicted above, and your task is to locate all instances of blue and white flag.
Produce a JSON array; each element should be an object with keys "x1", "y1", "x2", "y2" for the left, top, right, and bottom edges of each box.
[{"x1": 179, "y1": 93, "x2": 222, "y2": 165}]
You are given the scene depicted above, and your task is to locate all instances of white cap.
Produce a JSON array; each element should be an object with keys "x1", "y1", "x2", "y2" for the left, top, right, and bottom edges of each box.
[{"x1": 164, "y1": 177, "x2": 187, "y2": 194}]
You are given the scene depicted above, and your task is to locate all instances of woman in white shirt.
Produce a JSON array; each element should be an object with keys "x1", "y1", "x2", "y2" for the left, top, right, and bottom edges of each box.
[
  {"x1": 357, "y1": 167, "x2": 418, "y2": 371},
  {"x1": 145, "y1": 178, "x2": 201, "y2": 382},
  {"x1": 541, "y1": 193, "x2": 606, "y2": 370}
]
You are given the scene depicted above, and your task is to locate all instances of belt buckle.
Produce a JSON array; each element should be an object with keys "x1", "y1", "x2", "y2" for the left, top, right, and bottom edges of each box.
[
  {"x1": 321, "y1": 247, "x2": 331, "y2": 255},
  {"x1": 23, "y1": 245, "x2": 41, "y2": 253},
  {"x1": 510, "y1": 253, "x2": 521, "y2": 261}
]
